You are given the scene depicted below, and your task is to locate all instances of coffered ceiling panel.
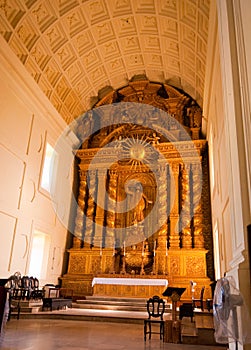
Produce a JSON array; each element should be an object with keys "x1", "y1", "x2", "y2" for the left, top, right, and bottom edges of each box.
[{"x1": 0, "y1": 0, "x2": 211, "y2": 124}]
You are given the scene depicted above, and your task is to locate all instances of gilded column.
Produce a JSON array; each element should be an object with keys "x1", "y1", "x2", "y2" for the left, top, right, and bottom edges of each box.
[
  {"x1": 169, "y1": 162, "x2": 180, "y2": 248},
  {"x1": 84, "y1": 170, "x2": 96, "y2": 248},
  {"x1": 73, "y1": 170, "x2": 87, "y2": 248},
  {"x1": 93, "y1": 169, "x2": 107, "y2": 248},
  {"x1": 156, "y1": 164, "x2": 168, "y2": 274},
  {"x1": 181, "y1": 163, "x2": 192, "y2": 248},
  {"x1": 192, "y1": 163, "x2": 204, "y2": 248},
  {"x1": 157, "y1": 164, "x2": 168, "y2": 247},
  {"x1": 106, "y1": 170, "x2": 118, "y2": 248}
]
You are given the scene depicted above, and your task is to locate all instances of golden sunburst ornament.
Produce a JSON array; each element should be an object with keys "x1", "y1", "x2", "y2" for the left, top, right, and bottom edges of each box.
[{"x1": 123, "y1": 135, "x2": 151, "y2": 170}]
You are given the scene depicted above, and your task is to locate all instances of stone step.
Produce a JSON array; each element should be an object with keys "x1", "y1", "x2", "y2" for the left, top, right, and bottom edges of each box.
[
  {"x1": 16, "y1": 306, "x2": 41, "y2": 313},
  {"x1": 74, "y1": 296, "x2": 171, "y2": 313},
  {"x1": 73, "y1": 302, "x2": 147, "y2": 312},
  {"x1": 10, "y1": 299, "x2": 43, "y2": 315},
  {"x1": 76, "y1": 298, "x2": 147, "y2": 308},
  {"x1": 195, "y1": 314, "x2": 214, "y2": 329},
  {"x1": 11, "y1": 299, "x2": 43, "y2": 308},
  {"x1": 83, "y1": 296, "x2": 149, "y2": 303},
  {"x1": 179, "y1": 316, "x2": 226, "y2": 347},
  {"x1": 195, "y1": 313, "x2": 215, "y2": 344},
  {"x1": 194, "y1": 314, "x2": 227, "y2": 346},
  {"x1": 181, "y1": 319, "x2": 198, "y2": 345}
]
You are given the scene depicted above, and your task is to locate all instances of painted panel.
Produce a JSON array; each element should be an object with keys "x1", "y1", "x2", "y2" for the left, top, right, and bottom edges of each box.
[
  {"x1": 0, "y1": 145, "x2": 25, "y2": 209},
  {"x1": 11, "y1": 219, "x2": 31, "y2": 274},
  {"x1": 0, "y1": 79, "x2": 32, "y2": 156},
  {"x1": 222, "y1": 199, "x2": 233, "y2": 269},
  {"x1": 218, "y1": 125, "x2": 229, "y2": 202},
  {"x1": 0, "y1": 212, "x2": 17, "y2": 276}
]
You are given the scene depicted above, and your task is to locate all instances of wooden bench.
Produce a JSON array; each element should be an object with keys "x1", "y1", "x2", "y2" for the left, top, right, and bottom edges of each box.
[
  {"x1": 42, "y1": 287, "x2": 73, "y2": 311},
  {"x1": 42, "y1": 297, "x2": 72, "y2": 311}
]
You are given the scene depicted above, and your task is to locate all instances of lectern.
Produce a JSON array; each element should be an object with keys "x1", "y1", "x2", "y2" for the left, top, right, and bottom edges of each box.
[{"x1": 162, "y1": 287, "x2": 186, "y2": 321}]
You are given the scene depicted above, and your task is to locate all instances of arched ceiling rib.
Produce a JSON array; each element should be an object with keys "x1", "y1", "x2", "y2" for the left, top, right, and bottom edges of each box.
[{"x1": 0, "y1": 0, "x2": 210, "y2": 124}]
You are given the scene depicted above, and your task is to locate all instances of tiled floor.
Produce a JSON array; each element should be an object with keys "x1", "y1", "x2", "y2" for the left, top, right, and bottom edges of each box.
[{"x1": 0, "y1": 318, "x2": 228, "y2": 350}]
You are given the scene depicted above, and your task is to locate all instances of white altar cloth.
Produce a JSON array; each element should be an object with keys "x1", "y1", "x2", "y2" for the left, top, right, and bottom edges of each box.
[{"x1": 92, "y1": 277, "x2": 168, "y2": 288}]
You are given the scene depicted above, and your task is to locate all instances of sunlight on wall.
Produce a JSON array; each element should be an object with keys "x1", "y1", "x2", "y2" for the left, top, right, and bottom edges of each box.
[
  {"x1": 213, "y1": 221, "x2": 221, "y2": 280},
  {"x1": 209, "y1": 126, "x2": 215, "y2": 191},
  {"x1": 41, "y1": 142, "x2": 57, "y2": 194},
  {"x1": 28, "y1": 231, "x2": 50, "y2": 280}
]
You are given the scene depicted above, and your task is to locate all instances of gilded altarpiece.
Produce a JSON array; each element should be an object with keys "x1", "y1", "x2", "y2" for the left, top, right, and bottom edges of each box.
[{"x1": 61, "y1": 79, "x2": 214, "y2": 300}]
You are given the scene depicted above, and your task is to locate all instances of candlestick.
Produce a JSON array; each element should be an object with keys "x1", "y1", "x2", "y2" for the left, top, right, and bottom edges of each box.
[
  {"x1": 142, "y1": 241, "x2": 144, "y2": 257},
  {"x1": 121, "y1": 254, "x2": 126, "y2": 274},
  {"x1": 152, "y1": 253, "x2": 156, "y2": 275},
  {"x1": 153, "y1": 240, "x2": 156, "y2": 256},
  {"x1": 123, "y1": 241, "x2": 126, "y2": 256},
  {"x1": 112, "y1": 245, "x2": 116, "y2": 274},
  {"x1": 140, "y1": 254, "x2": 145, "y2": 275}
]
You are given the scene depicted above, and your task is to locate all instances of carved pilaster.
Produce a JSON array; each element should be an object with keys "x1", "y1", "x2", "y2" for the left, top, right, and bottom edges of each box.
[
  {"x1": 73, "y1": 171, "x2": 87, "y2": 248},
  {"x1": 192, "y1": 163, "x2": 204, "y2": 248},
  {"x1": 93, "y1": 169, "x2": 107, "y2": 248},
  {"x1": 106, "y1": 170, "x2": 118, "y2": 248},
  {"x1": 181, "y1": 163, "x2": 192, "y2": 248},
  {"x1": 169, "y1": 162, "x2": 180, "y2": 248},
  {"x1": 157, "y1": 164, "x2": 168, "y2": 248},
  {"x1": 155, "y1": 165, "x2": 168, "y2": 274},
  {"x1": 84, "y1": 170, "x2": 96, "y2": 247}
]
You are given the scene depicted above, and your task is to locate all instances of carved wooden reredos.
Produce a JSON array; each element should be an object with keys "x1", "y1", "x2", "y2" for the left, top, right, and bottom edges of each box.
[{"x1": 62, "y1": 77, "x2": 214, "y2": 297}]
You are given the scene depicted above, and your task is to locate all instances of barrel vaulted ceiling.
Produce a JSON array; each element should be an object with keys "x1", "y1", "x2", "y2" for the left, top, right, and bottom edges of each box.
[{"x1": 0, "y1": 0, "x2": 211, "y2": 124}]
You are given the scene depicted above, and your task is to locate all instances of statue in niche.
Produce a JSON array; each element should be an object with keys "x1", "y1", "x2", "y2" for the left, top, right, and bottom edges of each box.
[
  {"x1": 126, "y1": 183, "x2": 153, "y2": 225},
  {"x1": 147, "y1": 132, "x2": 160, "y2": 145},
  {"x1": 185, "y1": 101, "x2": 202, "y2": 128},
  {"x1": 77, "y1": 110, "x2": 94, "y2": 147}
]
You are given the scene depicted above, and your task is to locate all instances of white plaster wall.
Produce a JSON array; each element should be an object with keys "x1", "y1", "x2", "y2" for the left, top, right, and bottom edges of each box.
[
  {"x1": 237, "y1": 0, "x2": 251, "y2": 210},
  {"x1": 204, "y1": 0, "x2": 251, "y2": 286},
  {"x1": 0, "y1": 36, "x2": 78, "y2": 286},
  {"x1": 204, "y1": 0, "x2": 251, "y2": 349},
  {"x1": 208, "y1": 42, "x2": 233, "y2": 273},
  {"x1": 203, "y1": 4, "x2": 232, "y2": 275}
]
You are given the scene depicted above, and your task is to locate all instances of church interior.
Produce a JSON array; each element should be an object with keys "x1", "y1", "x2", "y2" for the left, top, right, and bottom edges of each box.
[{"x1": 0, "y1": 0, "x2": 251, "y2": 349}]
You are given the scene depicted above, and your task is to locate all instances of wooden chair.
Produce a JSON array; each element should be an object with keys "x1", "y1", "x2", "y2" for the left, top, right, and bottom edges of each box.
[
  {"x1": 20, "y1": 275, "x2": 32, "y2": 299},
  {"x1": 179, "y1": 303, "x2": 194, "y2": 322},
  {"x1": 30, "y1": 277, "x2": 44, "y2": 300},
  {"x1": 4, "y1": 275, "x2": 21, "y2": 320},
  {"x1": 192, "y1": 286, "x2": 205, "y2": 311},
  {"x1": 144, "y1": 295, "x2": 165, "y2": 341}
]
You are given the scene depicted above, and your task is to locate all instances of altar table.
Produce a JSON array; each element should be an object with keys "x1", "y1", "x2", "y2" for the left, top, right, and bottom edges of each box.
[{"x1": 92, "y1": 277, "x2": 168, "y2": 298}]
